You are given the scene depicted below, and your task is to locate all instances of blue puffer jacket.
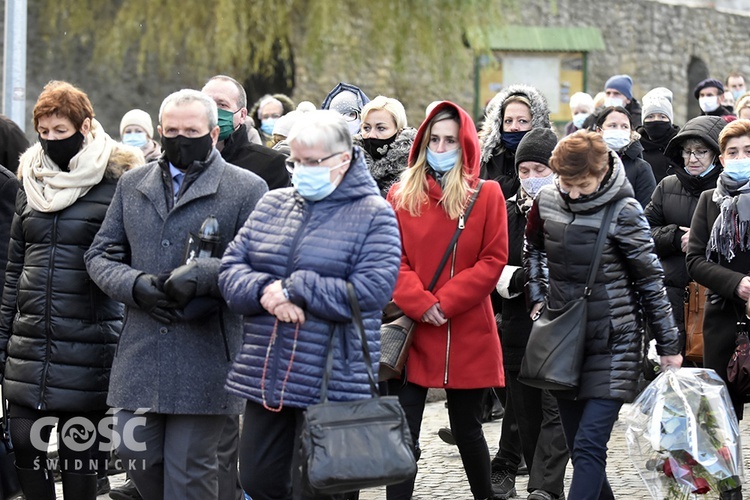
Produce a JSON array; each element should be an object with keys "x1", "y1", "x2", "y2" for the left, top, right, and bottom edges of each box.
[{"x1": 220, "y1": 147, "x2": 401, "y2": 408}]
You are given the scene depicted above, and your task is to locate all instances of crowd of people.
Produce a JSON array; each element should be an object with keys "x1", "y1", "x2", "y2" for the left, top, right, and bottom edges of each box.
[{"x1": 0, "y1": 69, "x2": 747, "y2": 500}]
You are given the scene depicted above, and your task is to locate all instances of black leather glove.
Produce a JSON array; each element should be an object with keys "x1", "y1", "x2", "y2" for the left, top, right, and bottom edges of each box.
[
  {"x1": 103, "y1": 244, "x2": 130, "y2": 264},
  {"x1": 163, "y1": 262, "x2": 200, "y2": 308},
  {"x1": 133, "y1": 274, "x2": 179, "y2": 324}
]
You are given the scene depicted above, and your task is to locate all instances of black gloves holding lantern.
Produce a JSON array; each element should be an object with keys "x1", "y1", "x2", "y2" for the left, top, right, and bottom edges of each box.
[{"x1": 133, "y1": 216, "x2": 223, "y2": 324}]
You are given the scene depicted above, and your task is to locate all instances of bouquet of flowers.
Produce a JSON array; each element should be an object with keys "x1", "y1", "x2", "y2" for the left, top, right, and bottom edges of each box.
[{"x1": 624, "y1": 368, "x2": 744, "y2": 499}]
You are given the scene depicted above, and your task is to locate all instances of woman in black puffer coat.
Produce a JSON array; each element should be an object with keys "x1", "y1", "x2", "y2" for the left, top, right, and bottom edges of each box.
[
  {"x1": 524, "y1": 131, "x2": 681, "y2": 500},
  {"x1": 0, "y1": 81, "x2": 133, "y2": 499},
  {"x1": 637, "y1": 88, "x2": 681, "y2": 184},
  {"x1": 644, "y1": 115, "x2": 726, "y2": 354}
]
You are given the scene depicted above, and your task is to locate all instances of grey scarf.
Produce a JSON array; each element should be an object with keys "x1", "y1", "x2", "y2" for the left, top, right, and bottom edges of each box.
[{"x1": 707, "y1": 173, "x2": 750, "y2": 261}]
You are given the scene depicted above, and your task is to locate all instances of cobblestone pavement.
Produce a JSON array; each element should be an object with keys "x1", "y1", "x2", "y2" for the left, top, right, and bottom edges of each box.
[{"x1": 76, "y1": 400, "x2": 750, "y2": 499}]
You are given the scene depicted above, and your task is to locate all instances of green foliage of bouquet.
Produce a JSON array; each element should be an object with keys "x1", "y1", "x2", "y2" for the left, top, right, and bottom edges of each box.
[{"x1": 624, "y1": 368, "x2": 744, "y2": 499}]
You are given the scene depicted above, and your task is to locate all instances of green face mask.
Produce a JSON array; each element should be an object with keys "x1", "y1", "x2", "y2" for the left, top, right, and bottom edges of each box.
[{"x1": 217, "y1": 108, "x2": 239, "y2": 141}]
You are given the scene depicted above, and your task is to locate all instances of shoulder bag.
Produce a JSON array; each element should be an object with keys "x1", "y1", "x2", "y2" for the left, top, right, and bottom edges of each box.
[
  {"x1": 300, "y1": 283, "x2": 417, "y2": 495},
  {"x1": 379, "y1": 181, "x2": 483, "y2": 381},
  {"x1": 683, "y1": 281, "x2": 707, "y2": 363},
  {"x1": 727, "y1": 308, "x2": 750, "y2": 397},
  {"x1": 518, "y1": 202, "x2": 615, "y2": 391}
]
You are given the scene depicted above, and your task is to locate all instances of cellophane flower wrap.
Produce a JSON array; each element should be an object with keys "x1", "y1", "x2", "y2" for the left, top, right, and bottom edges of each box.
[{"x1": 624, "y1": 368, "x2": 744, "y2": 499}]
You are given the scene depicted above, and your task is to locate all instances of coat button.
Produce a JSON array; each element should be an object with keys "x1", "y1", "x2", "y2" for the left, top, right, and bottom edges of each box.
[
  {"x1": 159, "y1": 327, "x2": 168, "y2": 334},
  {"x1": 161, "y1": 239, "x2": 170, "y2": 247}
]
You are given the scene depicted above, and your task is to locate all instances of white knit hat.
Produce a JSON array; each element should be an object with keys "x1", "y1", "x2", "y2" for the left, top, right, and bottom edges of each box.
[
  {"x1": 642, "y1": 88, "x2": 674, "y2": 123},
  {"x1": 119, "y1": 109, "x2": 154, "y2": 138}
]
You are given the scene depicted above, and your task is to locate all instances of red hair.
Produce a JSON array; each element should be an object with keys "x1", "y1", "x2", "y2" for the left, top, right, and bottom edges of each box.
[{"x1": 33, "y1": 80, "x2": 94, "y2": 131}]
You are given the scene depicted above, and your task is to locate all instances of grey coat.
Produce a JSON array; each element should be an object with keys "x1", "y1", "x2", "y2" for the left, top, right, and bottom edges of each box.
[{"x1": 85, "y1": 149, "x2": 267, "y2": 414}]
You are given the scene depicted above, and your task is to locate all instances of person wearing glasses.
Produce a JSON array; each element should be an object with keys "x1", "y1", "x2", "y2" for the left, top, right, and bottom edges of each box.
[
  {"x1": 250, "y1": 93, "x2": 295, "y2": 147},
  {"x1": 219, "y1": 110, "x2": 401, "y2": 499},
  {"x1": 644, "y1": 115, "x2": 727, "y2": 359},
  {"x1": 321, "y1": 82, "x2": 370, "y2": 136},
  {"x1": 595, "y1": 106, "x2": 657, "y2": 208}
]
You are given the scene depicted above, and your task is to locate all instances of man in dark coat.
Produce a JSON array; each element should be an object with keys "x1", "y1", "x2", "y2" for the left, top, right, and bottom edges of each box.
[
  {"x1": 85, "y1": 89, "x2": 268, "y2": 500},
  {"x1": 202, "y1": 75, "x2": 289, "y2": 190},
  {"x1": 0, "y1": 165, "x2": 19, "y2": 293},
  {"x1": 694, "y1": 78, "x2": 735, "y2": 120}
]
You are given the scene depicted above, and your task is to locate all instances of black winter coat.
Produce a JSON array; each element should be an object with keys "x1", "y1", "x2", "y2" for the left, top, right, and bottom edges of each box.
[
  {"x1": 496, "y1": 195, "x2": 533, "y2": 371},
  {"x1": 636, "y1": 123, "x2": 680, "y2": 183},
  {"x1": 0, "y1": 166, "x2": 19, "y2": 293},
  {"x1": 616, "y1": 139, "x2": 656, "y2": 208},
  {"x1": 524, "y1": 152, "x2": 679, "y2": 402},
  {"x1": 221, "y1": 124, "x2": 289, "y2": 190},
  {"x1": 687, "y1": 189, "x2": 750, "y2": 419},
  {"x1": 0, "y1": 170, "x2": 122, "y2": 412},
  {"x1": 644, "y1": 166, "x2": 721, "y2": 348}
]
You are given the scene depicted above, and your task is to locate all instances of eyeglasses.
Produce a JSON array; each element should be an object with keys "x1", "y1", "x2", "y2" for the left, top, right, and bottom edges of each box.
[
  {"x1": 261, "y1": 113, "x2": 282, "y2": 121},
  {"x1": 681, "y1": 149, "x2": 710, "y2": 160},
  {"x1": 285, "y1": 151, "x2": 346, "y2": 172}
]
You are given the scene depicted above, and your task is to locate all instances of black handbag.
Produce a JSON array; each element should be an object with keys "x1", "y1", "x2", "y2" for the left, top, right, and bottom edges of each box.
[
  {"x1": 300, "y1": 283, "x2": 417, "y2": 495},
  {"x1": 727, "y1": 315, "x2": 750, "y2": 397},
  {"x1": 518, "y1": 202, "x2": 615, "y2": 391},
  {"x1": 0, "y1": 401, "x2": 20, "y2": 500},
  {"x1": 379, "y1": 182, "x2": 483, "y2": 381}
]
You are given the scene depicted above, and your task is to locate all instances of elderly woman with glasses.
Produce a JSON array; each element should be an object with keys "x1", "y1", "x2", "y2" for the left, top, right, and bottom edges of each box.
[
  {"x1": 219, "y1": 110, "x2": 401, "y2": 499},
  {"x1": 644, "y1": 115, "x2": 727, "y2": 359}
]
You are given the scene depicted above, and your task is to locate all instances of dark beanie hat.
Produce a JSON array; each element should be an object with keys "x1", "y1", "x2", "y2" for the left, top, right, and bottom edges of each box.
[
  {"x1": 693, "y1": 78, "x2": 724, "y2": 99},
  {"x1": 605, "y1": 74, "x2": 633, "y2": 100},
  {"x1": 515, "y1": 128, "x2": 558, "y2": 169}
]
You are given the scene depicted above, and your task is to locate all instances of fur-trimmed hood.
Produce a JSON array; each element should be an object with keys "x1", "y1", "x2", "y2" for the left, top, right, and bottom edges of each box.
[
  {"x1": 479, "y1": 84, "x2": 552, "y2": 165},
  {"x1": 353, "y1": 127, "x2": 416, "y2": 195}
]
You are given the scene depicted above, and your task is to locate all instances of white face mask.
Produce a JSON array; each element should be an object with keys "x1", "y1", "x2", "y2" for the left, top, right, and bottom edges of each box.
[
  {"x1": 699, "y1": 95, "x2": 720, "y2": 113},
  {"x1": 604, "y1": 97, "x2": 624, "y2": 108},
  {"x1": 602, "y1": 129, "x2": 631, "y2": 150}
]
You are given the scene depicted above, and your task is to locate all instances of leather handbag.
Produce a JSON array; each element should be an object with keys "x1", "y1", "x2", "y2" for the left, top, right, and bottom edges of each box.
[
  {"x1": 0, "y1": 400, "x2": 20, "y2": 500},
  {"x1": 683, "y1": 281, "x2": 706, "y2": 363},
  {"x1": 379, "y1": 182, "x2": 484, "y2": 381},
  {"x1": 300, "y1": 283, "x2": 416, "y2": 495},
  {"x1": 727, "y1": 316, "x2": 750, "y2": 396},
  {"x1": 518, "y1": 202, "x2": 615, "y2": 391}
]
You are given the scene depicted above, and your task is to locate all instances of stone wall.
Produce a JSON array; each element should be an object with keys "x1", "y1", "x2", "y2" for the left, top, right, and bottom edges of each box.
[{"x1": 3, "y1": 0, "x2": 750, "y2": 138}]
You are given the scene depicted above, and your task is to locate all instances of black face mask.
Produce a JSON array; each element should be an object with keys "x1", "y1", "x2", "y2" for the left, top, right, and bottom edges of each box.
[
  {"x1": 161, "y1": 134, "x2": 213, "y2": 171},
  {"x1": 643, "y1": 121, "x2": 672, "y2": 140},
  {"x1": 362, "y1": 133, "x2": 398, "y2": 160},
  {"x1": 39, "y1": 131, "x2": 85, "y2": 171}
]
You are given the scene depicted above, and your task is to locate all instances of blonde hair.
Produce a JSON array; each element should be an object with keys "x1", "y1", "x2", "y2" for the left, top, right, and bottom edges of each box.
[
  {"x1": 393, "y1": 109, "x2": 473, "y2": 220},
  {"x1": 361, "y1": 96, "x2": 407, "y2": 130}
]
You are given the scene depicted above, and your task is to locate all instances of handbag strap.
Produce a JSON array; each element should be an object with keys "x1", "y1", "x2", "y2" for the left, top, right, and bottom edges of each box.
[
  {"x1": 319, "y1": 283, "x2": 379, "y2": 403},
  {"x1": 583, "y1": 202, "x2": 616, "y2": 297},
  {"x1": 427, "y1": 181, "x2": 484, "y2": 292}
]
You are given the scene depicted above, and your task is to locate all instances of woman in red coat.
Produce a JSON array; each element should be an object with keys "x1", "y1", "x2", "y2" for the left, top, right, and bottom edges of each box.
[{"x1": 386, "y1": 101, "x2": 508, "y2": 500}]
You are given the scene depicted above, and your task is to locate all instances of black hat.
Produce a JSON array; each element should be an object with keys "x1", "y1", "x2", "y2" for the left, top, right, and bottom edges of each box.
[
  {"x1": 693, "y1": 78, "x2": 724, "y2": 99},
  {"x1": 515, "y1": 128, "x2": 558, "y2": 170}
]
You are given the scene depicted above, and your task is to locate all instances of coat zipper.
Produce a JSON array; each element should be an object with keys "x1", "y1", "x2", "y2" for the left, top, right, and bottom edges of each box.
[
  {"x1": 38, "y1": 213, "x2": 59, "y2": 409},
  {"x1": 267, "y1": 201, "x2": 313, "y2": 406},
  {"x1": 219, "y1": 313, "x2": 230, "y2": 361},
  {"x1": 443, "y1": 237, "x2": 460, "y2": 386}
]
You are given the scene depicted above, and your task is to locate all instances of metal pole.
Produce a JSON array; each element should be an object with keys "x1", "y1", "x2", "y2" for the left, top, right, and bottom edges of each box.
[{"x1": 3, "y1": 0, "x2": 27, "y2": 131}]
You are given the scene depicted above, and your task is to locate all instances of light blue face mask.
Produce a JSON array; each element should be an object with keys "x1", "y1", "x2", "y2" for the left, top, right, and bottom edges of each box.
[
  {"x1": 688, "y1": 162, "x2": 717, "y2": 178},
  {"x1": 723, "y1": 158, "x2": 750, "y2": 182},
  {"x1": 260, "y1": 119, "x2": 277, "y2": 136},
  {"x1": 572, "y1": 113, "x2": 589, "y2": 129},
  {"x1": 733, "y1": 90, "x2": 745, "y2": 102},
  {"x1": 291, "y1": 162, "x2": 344, "y2": 201},
  {"x1": 123, "y1": 132, "x2": 147, "y2": 148},
  {"x1": 426, "y1": 148, "x2": 460, "y2": 173}
]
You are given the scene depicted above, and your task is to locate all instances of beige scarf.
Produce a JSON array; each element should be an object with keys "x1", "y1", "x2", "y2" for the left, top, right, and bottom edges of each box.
[{"x1": 20, "y1": 119, "x2": 115, "y2": 213}]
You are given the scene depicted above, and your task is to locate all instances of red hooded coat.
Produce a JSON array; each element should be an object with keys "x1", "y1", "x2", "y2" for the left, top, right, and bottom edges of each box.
[{"x1": 387, "y1": 102, "x2": 508, "y2": 389}]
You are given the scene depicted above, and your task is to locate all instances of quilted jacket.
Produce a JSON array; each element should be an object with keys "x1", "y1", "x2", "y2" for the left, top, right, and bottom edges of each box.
[
  {"x1": 221, "y1": 147, "x2": 401, "y2": 408},
  {"x1": 524, "y1": 151, "x2": 680, "y2": 402}
]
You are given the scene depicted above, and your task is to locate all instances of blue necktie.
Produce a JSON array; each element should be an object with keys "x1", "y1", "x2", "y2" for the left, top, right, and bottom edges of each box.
[{"x1": 173, "y1": 172, "x2": 184, "y2": 197}]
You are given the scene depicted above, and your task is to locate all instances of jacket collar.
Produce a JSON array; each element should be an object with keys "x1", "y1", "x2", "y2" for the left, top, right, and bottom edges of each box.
[{"x1": 139, "y1": 148, "x2": 226, "y2": 220}]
